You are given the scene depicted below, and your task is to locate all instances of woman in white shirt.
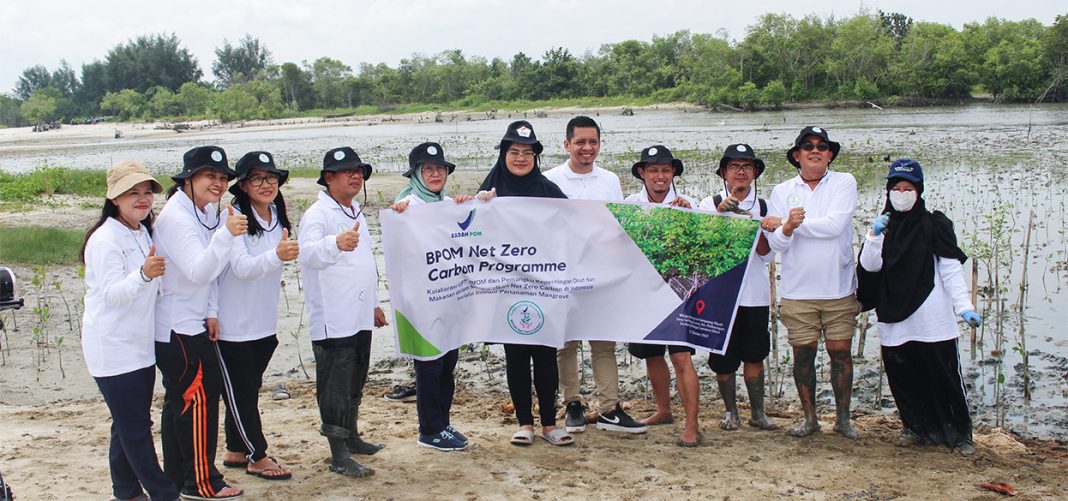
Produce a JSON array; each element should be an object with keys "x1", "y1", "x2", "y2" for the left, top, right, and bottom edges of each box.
[
  {"x1": 153, "y1": 146, "x2": 246, "y2": 500},
  {"x1": 216, "y1": 151, "x2": 297, "y2": 480},
  {"x1": 81, "y1": 160, "x2": 176, "y2": 501},
  {"x1": 858, "y1": 159, "x2": 981, "y2": 455}
]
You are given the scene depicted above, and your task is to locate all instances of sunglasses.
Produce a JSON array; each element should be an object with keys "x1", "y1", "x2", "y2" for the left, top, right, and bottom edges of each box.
[{"x1": 799, "y1": 142, "x2": 831, "y2": 152}]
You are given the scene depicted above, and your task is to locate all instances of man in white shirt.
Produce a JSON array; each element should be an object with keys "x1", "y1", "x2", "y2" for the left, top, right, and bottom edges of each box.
[
  {"x1": 766, "y1": 127, "x2": 860, "y2": 439},
  {"x1": 699, "y1": 144, "x2": 780, "y2": 433},
  {"x1": 299, "y1": 146, "x2": 389, "y2": 478},
  {"x1": 543, "y1": 116, "x2": 646, "y2": 434}
]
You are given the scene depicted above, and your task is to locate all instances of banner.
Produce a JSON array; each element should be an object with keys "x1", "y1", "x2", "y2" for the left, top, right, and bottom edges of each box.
[{"x1": 380, "y1": 198, "x2": 760, "y2": 360}]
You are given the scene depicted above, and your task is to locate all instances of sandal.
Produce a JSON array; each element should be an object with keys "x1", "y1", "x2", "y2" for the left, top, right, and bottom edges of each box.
[
  {"x1": 271, "y1": 383, "x2": 291, "y2": 401},
  {"x1": 221, "y1": 453, "x2": 248, "y2": 468},
  {"x1": 510, "y1": 428, "x2": 534, "y2": 446},
  {"x1": 179, "y1": 486, "x2": 244, "y2": 500},
  {"x1": 540, "y1": 429, "x2": 575, "y2": 446},
  {"x1": 246, "y1": 456, "x2": 292, "y2": 481}
]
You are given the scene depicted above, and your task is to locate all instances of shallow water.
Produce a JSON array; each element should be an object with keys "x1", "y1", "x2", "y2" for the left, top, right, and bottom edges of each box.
[{"x1": 2, "y1": 103, "x2": 1066, "y2": 438}]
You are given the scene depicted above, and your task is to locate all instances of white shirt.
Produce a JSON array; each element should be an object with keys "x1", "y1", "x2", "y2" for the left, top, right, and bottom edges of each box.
[
  {"x1": 624, "y1": 186, "x2": 696, "y2": 207},
  {"x1": 767, "y1": 171, "x2": 857, "y2": 300},
  {"x1": 698, "y1": 190, "x2": 773, "y2": 307},
  {"x1": 543, "y1": 161, "x2": 623, "y2": 201},
  {"x1": 153, "y1": 190, "x2": 235, "y2": 341},
  {"x1": 217, "y1": 205, "x2": 285, "y2": 342},
  {"x1": 299, "y1": 190, "x2": 379, "y2": 341},
  {"x1": 81, "y1": 218, "x2": 161, "y2": 377},
  {"x1": 860, "y1": 232, "x2": 974, "y2": 346}
]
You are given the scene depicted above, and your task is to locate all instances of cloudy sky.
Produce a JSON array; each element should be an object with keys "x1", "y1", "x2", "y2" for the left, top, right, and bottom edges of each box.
[{"x1": 1, "y1": 0, "x2": 1063, "y2": 93}]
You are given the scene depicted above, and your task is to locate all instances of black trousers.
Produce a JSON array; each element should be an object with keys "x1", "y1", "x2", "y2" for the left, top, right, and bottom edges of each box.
[
  {"x1": 155, "y1": 332, "x2": 228, "y2": 497},
  {"x1": 312, "y1": 332, "x2": 372, "y2": 439},
  {"x1": 218, "y1": 335, "x2": 279, "y2": 462},
  {"x1": 882, "y1": 338, "x2": 972, "y2": 447},
  {"x1": 414, "y1": 349, "x2": 459, "y2": 436},
  {"x1": 95, "y1": 364, "x2": 180, "y2": 501},
  {"x1": 504, "y1": 343, "x2": 558, "y2": 427}
]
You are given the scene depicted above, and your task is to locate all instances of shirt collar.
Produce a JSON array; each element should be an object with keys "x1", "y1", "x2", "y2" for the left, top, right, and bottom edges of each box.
[{"x1": 558, "y1": 161, "x2": 600, "y2": 179}]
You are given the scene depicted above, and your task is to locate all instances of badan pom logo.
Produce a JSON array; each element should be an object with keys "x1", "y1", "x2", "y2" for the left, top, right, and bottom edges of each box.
[
  {"x1": 507, "y1": 301, "x2": 545, "y2": 335},
  {"x1": 451, "y1": 208, "x2": 482, "y2": 238}
]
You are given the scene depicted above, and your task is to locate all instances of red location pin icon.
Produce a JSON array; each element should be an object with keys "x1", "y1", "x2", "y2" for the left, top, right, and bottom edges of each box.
[{"x1": 695, "y1": 300, "x2": 706, "y2": 316}]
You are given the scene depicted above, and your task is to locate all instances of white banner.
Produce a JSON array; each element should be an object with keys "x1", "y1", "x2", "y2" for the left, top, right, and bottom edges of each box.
[{"x1": 381, "y1": 198, "x2": 759, "y2": 360}]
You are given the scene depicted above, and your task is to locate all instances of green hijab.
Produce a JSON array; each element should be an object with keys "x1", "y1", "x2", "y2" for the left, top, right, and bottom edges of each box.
[{"x1": 395, "y1": 170, "x2": 445, "y2": 203}]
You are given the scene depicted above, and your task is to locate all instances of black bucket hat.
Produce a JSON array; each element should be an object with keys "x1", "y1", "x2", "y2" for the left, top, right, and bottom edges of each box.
[
  {"x1": 318, "y1": 146, "x2": 372, "y2": 186},
  {"x1": 717, "y1": 144, "x2": 765, "y2": 179},
  {"x1": 785, "y1": 126, "x2": 841, "y2": 169},
  {"x1": 404, "y1": 142, "x2": 456, "y2": 178},
  {"x1": 631, "y1": 145, "x2": 684, "y2": 179},
  {"x1": 495, "y1": 120, "x2": 543, "y2": 155},
  {"x1": 229, "y1": 151, "x2": 289, "y2": 196},
  {"x1": 172, "y1": 145, "x2": 237, "y2": 183}
]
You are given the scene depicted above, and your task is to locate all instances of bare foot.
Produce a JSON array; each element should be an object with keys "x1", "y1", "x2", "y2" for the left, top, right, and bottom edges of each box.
[
  {"x1": 247, "y1": 457, "x2": 292, "y2": 480},
  {"x1": 222, "y1": 451, "x2": 247, "y2": 466},
  {"x1": 748, "y1": 414, "x2": 781, "y2": 431},
  {"x1": 833, "y1": 419, "x2": 859, "y2": 440},
  {"x1": 719, "y1": 412, "x2": 740, "y2": 431},
  {"x1": 676, "y1": 428, "x2": 701, "y2": 447},
  {"x1": 640, "y1": 411, "x2": 675, "y2": 426},
  {"x1": 787, "y1": 418, "x2": 821, "y2": 437},
  {"x1": 216, "y1": 486, "x2": 244, "y2": 498}
]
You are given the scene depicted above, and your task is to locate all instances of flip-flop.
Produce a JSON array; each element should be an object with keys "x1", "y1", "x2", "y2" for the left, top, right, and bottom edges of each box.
[
  {"x1": 540, "y1": 429, "x2": 575, "y2": 446},
  {"x1": 642, "y1": 415, "x2": 675, "y2": 426},
  {"x1": 510, "y1": 429, "x2": 534, "y2": 446},
  {"x1": 246, "y1": 457, "x2": 292, "y2": 481},
  {"x1": 221, "y1": 458, "x2": 248, "y2": 468}
]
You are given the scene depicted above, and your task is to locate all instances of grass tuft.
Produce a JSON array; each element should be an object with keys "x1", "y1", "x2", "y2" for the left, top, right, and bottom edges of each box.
[{"x1": 0, "y1": 226, "x2": 85, "y2": 265}]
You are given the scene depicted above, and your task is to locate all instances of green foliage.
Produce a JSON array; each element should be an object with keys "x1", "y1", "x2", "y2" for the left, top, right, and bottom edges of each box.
[
  {"x1": 102, "y1": 33, "x2": 202, "y2": 93},
  {"x1": 20, "y1": 90, "x2": 58, "y2": 123},
  {"x1": 213, "y1": 34, "x2": 272, "y2": 88},
  {"x1": 100, "y1": 89, "x2": 146, "y2": 120},
  {"x1": 0, "y1": 166, "x2": 107, "y2": 201},
  {"x1": 0, "y1": 226, "x2": 84, "y2": 265},
  {"x1": 607, "y1": 204, "x2": 758, "y2": 279}
]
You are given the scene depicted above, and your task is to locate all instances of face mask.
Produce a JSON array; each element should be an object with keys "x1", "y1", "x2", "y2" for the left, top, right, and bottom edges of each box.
[{"x1": 889, "y1": 190, "x2": 917, "y2": 212}]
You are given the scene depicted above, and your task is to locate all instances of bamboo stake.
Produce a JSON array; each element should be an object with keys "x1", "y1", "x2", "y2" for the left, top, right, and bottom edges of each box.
[
  {"x1": 769, "y1": 260, "x2": 778, "y2": 367},
  {"x1": 970, "y1": 259, "x2": 979, "y2": 359}
]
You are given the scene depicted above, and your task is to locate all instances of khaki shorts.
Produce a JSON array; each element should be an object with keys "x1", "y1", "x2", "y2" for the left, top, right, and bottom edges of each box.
[{"x1": 780, "y1": 295, "x2": 861, "y2": 346}]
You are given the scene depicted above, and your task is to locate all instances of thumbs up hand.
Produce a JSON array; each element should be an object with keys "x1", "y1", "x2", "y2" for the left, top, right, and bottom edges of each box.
[
  {"x1": 225, "y1": 206, "x2": 248, "y2": 236},
  {"x1": 275, "y1": 227, "x2": 300, "y2": 261},
  {"x1": 142, "y1": 244, "x2": 166, "y2": 279},
  {"x1": 335, "y1": 221, "x2": 360, "y2": 251}
]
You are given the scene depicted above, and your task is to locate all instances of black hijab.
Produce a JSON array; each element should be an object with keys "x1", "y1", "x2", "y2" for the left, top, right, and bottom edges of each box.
[
  {"x1": 871, "y1": 179, "x2": 967, "y2": 323},
  {"x1": 478, "y1": 143, "x2": 567, "y2": 199}
]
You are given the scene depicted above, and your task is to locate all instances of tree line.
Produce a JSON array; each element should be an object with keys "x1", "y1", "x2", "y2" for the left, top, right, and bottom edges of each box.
[{"x1": 2, "y1": 10, "x2": 1067, "y2": 127}]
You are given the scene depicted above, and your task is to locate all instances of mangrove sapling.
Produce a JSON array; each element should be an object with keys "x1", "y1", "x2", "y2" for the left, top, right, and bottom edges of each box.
[
  {"x1": 50, "y1": 274, "x2": 74, "y2": 333},
  {"x1": 54, "y1": 334, "x2": 65, "y2": 378},
  {"x1": 290, "y1": 306, "x2": 310, "y2": 379},
  {"x1": 1015, "y1": 209, "x2": 1034, "y2": 401}
]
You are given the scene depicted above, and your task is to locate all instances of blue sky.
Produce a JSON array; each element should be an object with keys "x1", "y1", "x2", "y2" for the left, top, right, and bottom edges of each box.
[{"x1": 1, "y1": 0, "x2": 1063, "y2": 94}]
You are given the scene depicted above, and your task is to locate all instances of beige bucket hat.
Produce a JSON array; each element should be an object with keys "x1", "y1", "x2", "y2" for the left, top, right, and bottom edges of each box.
[{"x1": 106, "y1": 160, "x2": 163, "y2": 200}]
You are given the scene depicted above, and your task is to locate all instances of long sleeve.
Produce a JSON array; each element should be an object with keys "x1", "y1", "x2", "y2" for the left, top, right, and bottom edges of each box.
[
  {"x1": 793, "y1": 175, "x2": 857, "y2": 240},
  {"x1": 229, "y1": 236, "x2": 283, "y2": 280},
  {"x1": 938, "y1": 257, "x2": 974, "y2": 316},
  {"x1": 158, "y1": 214, "x2": 235, "y2": 285},
  {"x1": 87, "y1": 240, "x2": 153, "y2": 308},
  {"x1": 859, "y1": 233, "x2": 885, "y2": 272},
  {"x1": 298, "y1": 209, "x2": 343, "y2": 270}
]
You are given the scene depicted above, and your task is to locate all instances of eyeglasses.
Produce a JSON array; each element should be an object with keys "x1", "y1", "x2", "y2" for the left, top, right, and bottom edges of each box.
[
  {"x1": 799, "y1": 142, "x2": 831, "y2": 152},
  {"x1": 247, "y1": 175, "x2": 280, "y2": 187},
  {"x1": 506, "y1": 150, "x2": 535, "y2": 159},
  {"x1": 335, "y1": 169, "x2": 363, "y2": 178},
  {"x1": 726, "y1": 164, "x2": 755, "y2": 173},
  {"x1": 421, "y1": 165, "x2": 448, "y2": 175}
]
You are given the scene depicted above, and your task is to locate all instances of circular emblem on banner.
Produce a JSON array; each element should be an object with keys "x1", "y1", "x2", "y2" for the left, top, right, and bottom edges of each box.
[
  {"x1": 259, "y1": 153, "x2": 270, "y2": 163},
  {"x1": 427, "y1": 145, "x2": 438, "y2": 155},
  {"x1": 334, "y1": 151, "x2": 346, "y2": 161},
  {"x1": 648, "y1": 147, "x2": 658, "y2": 156},
  {"x1": 507, "y1": 301, "x2": 545, "y2": 336},
  {"x1": 812, "y1": 127, "x2": 823, "y2": 133},
  {"x1": 211, "y1": 151, "x2": 223, "y2": 162},
  {"x1": 787, "y1": 193, "x2": 802, "y2": 207},
  {"x1": 736, "y1": 145, "x2": 747, "y2": 152}
]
